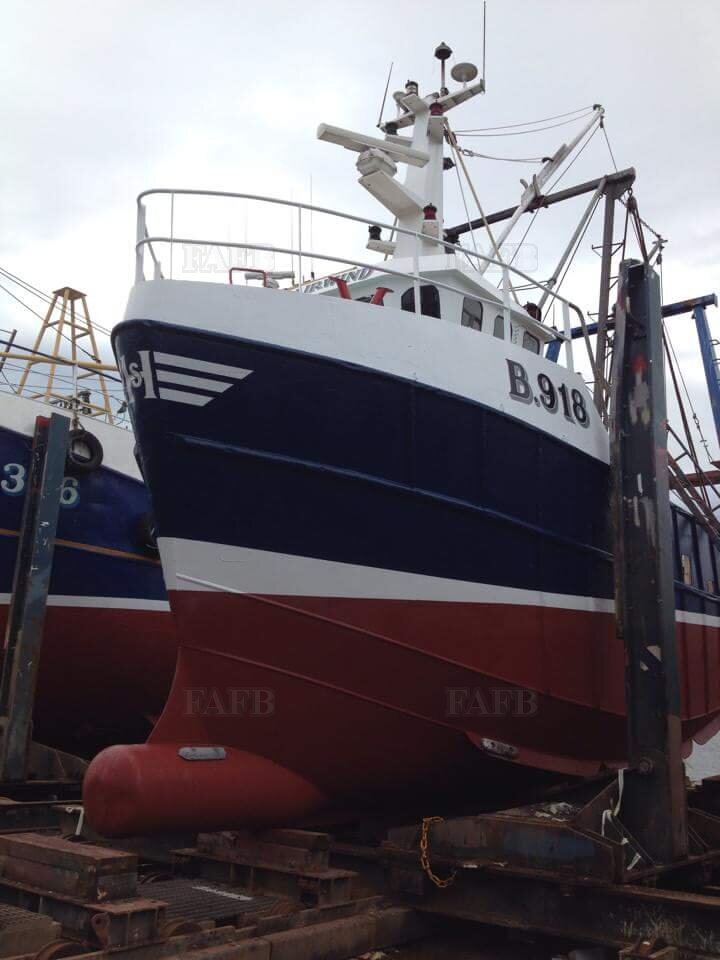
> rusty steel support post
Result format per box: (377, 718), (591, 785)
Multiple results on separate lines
(611, 260), (688, 863)
(0, 413), (69, 781)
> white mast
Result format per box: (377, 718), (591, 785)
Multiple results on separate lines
(318, 44), (602, 273)
(318, 43), (484, 260)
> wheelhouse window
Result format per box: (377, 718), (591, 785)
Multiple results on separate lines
(461, 297), (483, 331)
(675, 511), (700, 588)
(401, 285), (441, 319)
(522, 331), (540, 354)
(493, 315), (504, 339)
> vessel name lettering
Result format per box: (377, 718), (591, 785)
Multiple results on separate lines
(303, 266), (372, 295)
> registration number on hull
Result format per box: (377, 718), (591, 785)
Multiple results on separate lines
(507, 360), (589, 428)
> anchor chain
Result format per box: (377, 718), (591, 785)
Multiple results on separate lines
(419, 816), (457, 888)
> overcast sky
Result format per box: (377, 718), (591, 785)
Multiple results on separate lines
(1, 0), (719, 452)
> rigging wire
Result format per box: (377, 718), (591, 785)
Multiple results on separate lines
(660, 258), (713, 463)
(501, 124), (601, 281)
(455, 147), (546, 163)
(0, 284), (122, 388)
(0, 281), (103, 363)
(456, 106), (594, 134)
(601, 122), (618, 173)
(455, 105), (593, 133)
(0, 277), (111, 362)
(548, 123), (601, 194)
(0, 266), (114, 337)
(450, 156), (482, 270)
(455, 111), (596, 138)
(446, 124), (508, 275)
(0, 265), (53, 303)
(549, 194), (602, 297)
(599, 122), (665, 245)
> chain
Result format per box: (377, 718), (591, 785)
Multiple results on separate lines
(419, 816), (456, 888)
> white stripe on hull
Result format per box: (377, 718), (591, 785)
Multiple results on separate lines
(674, 609), (720, 629)
(0, 393), (141, 480)
(158, 537), (720, 628)
(158, 536), (616, 614)
(0, 594), (170, 612)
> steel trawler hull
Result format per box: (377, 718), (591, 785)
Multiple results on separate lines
(0, 392), (176, 756)
(84, 277), (720, 836)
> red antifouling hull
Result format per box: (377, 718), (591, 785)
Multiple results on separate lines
(83, 744), (327, 836)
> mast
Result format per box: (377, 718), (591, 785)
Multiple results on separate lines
(318, 43), (608, 281)
(15, 286), (114, 424)
(318, 43), (484, 261)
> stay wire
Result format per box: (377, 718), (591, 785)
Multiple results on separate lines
(456, 104), (594, 133)
(0, 285), (122, 384)
(601, 121), (618, 173)
(0, 266), (114, 337)
(456, 147), (546, 163)
(456, 111), (596, 137)
(0, 280), (109, 363)
(660, 259), (712, 462)
(499, 123), (601, 281)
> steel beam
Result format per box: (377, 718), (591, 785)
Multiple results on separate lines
(0, 414), (69, 781)
(395, 867), (720, 955)
(444, 167), (635, 238)
(693, 302), (720, 452)
(546, 292), (718, 361)
(610, 260), (688, 863)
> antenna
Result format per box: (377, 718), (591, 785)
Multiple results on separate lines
(376, 61), (394, 129)
(482, 1), (487, 88)
(434, 42), (452, 94)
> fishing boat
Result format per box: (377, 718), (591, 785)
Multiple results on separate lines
(0, 283), (175, 756)
(85, 44), (720, 835)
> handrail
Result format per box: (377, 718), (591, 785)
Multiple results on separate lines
(134, 189), (612, 408)
(138, 233), (578, 345)
(135, 188), (586, 326)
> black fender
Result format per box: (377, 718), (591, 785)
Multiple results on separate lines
(66, 428), (103, 473)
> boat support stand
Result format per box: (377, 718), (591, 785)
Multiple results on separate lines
(0, 413), (86, 791)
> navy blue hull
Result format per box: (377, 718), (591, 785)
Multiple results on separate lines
(108, 314), (720, 804)
(0, 422), (175, 756)
(115, 319), (614, 601)
(0, 424), (166, 599)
